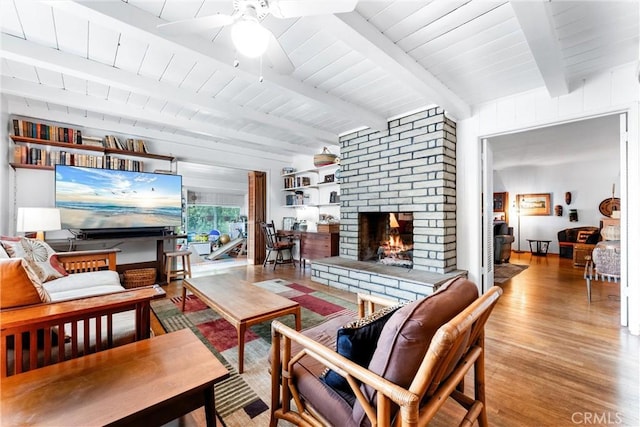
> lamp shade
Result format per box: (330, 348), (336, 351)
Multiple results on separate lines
(231, 18), (269, 58)
(17, 207), (61, 240)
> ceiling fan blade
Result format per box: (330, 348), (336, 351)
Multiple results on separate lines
(157, 14), (235, 35)
(269, 0), (358, 19)
(265, 32), (294, 74)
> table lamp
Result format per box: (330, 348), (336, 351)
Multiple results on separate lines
(16, 207), (62, 240)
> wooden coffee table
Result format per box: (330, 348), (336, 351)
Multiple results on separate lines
(1, 329), (229, 426)
(182, 274), (301, 373)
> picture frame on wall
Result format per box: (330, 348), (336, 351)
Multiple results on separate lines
(518, 193), (551, 216)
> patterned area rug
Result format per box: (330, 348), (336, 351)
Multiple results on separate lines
(150, 279), (356, 426)
(494, 263), (529, 284)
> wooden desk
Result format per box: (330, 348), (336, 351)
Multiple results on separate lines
(1, 329), (229, 427)
(183, 274), (301, 373)
(277, 230), (339, 266)
(47, 234), (187, 284)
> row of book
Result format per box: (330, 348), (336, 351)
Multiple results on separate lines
(12, 119), (151, 154)
(13, 119), (82, 144)
(104, 135), (149, 153)
(284, 176), (311, 189)
(13, 146), (144, 171)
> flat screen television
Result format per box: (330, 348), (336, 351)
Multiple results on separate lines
(55, 165), (182, 232)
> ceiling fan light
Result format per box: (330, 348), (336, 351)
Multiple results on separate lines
(231, 19), (269, 58)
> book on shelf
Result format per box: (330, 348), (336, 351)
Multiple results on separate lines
(124, 138), (149, 153)
(12, 119), (82, 144)
(12, 145), (143, 171)
(105, 135), (125, 150)
(81, 136), (105, 147)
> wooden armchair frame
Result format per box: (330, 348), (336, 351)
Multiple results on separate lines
(270, 287), (503, 427)
(0, 286), (165, 377)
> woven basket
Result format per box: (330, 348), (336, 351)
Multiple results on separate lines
(313, 147), (338, 167)
(123, 268), (156, 288)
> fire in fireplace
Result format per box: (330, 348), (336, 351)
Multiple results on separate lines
(358, 212), (414, 268)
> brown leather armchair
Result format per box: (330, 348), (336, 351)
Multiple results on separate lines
(270, 277), (503, 427)
(494, 221), (514, 264)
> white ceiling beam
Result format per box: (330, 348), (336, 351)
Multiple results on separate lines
(319, 12), (471, 120)
(511, 1), (569, 97)
(1, 76), (315, 155)
(5, 97), (292, 165)
(5, 95), (291, 164)
(51, 0), (387, 131)
(0, 34), (336, 147)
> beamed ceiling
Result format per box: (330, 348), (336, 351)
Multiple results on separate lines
(1, 0), (638, 167)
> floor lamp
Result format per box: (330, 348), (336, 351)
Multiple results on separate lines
(513, 195), (525, 253)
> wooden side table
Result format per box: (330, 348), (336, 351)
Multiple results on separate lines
(527, 239), (551, 256)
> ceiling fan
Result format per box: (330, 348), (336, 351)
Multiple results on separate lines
(157, 0), (358, 74)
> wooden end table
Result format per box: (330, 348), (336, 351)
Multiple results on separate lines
(1, 329), (229, 426)
(182, 274), (301, 373)
(527, 239), (551, 256)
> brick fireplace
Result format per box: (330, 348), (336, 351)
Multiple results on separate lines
(311, 107), (464, 300)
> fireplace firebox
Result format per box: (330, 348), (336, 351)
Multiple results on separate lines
(358, 212), (414, 268)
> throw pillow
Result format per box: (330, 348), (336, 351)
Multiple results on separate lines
(22, 256), (66, 283)
(321, 301), (405, 394)
(0, 244), (9, 259)
(1, 236), (24, 258)
(17, 237), (54, 262)
(20, 259), (52, 303)
(0, 258), (43, 309)
(49, 254), (69, 277)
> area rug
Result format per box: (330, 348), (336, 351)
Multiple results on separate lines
(150, 279), (356, 426)
(494, 263), (529, 284)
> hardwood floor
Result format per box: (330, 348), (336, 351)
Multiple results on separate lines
(156, 253), (639, 427)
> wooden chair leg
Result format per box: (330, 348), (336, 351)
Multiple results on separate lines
(263, 249), (271, 267)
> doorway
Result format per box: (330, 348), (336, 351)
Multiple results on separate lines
(481, 113), (627, 325)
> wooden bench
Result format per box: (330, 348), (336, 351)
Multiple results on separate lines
(1, 329), (229, 426)
(0, 286), (165, 377)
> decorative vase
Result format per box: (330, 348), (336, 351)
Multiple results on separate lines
(601, 225), (620, 241)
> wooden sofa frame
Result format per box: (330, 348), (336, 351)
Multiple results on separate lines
(0, 248), (164, 377)
(55, 248), (119, 273)
(270, 287), (503, 427)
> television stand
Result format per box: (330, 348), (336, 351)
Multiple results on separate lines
(78, 228), (166, 240)
(47, 234), (187, 285)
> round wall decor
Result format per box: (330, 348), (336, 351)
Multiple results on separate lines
(598, 197), (620, 217)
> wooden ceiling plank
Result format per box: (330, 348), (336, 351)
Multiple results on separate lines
(511, 1), (569, 97)
(325, 12), (470, 120)
(55, 0), (386, 131)
(0, 33), (335, 146)
(1, 75), (315, 156)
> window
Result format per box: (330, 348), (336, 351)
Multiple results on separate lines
(187, 205), (242, 236)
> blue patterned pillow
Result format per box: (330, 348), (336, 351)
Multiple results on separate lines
(321, 302), (405, 394)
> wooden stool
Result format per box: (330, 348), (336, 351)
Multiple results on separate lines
(164, 250), (192, 284)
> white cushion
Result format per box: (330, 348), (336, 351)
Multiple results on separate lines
(63, 311), (138, 351)
(48, 285), (126, 302)
(43, 270), (122, 297)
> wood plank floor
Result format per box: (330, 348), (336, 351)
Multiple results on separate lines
(156, 252), (639, 427)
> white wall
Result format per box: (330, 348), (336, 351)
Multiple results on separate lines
(457, 62), (639, 334)
(494, 156), (620, 254)
(1, 103), (293, 265)
(0, 96), (8, 234)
